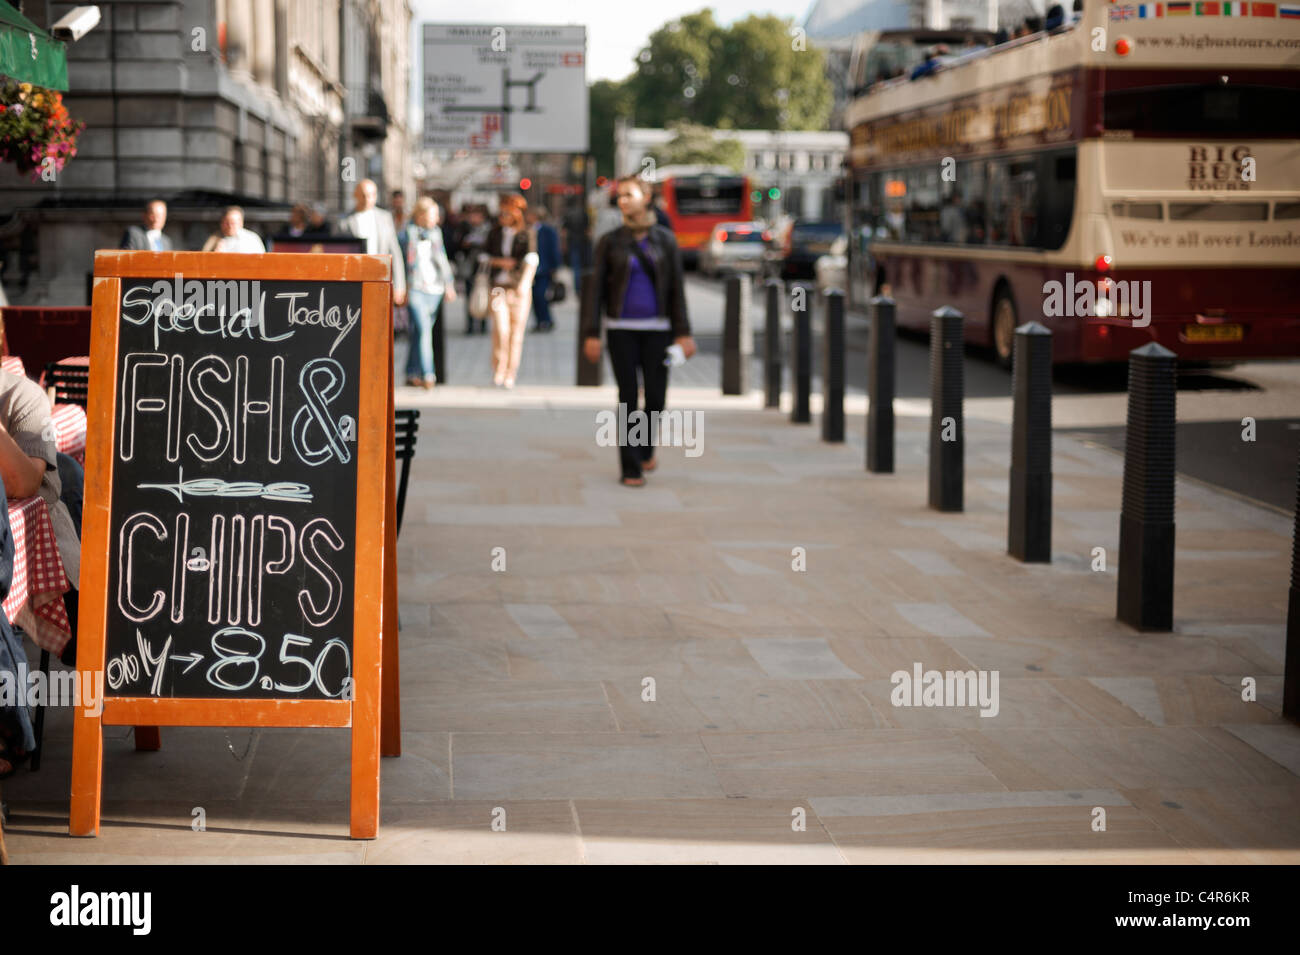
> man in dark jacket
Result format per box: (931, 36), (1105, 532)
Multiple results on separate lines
(528, 207), (562, 331)
(119, 199), (174, 251)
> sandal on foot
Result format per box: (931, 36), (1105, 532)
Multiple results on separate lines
(620, 475), (645, 487)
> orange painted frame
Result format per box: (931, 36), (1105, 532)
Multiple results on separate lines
(70, 251), (395, 840)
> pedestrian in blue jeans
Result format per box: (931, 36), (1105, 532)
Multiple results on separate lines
(528, 206), (562, 331)
(403, 197), (457, 389)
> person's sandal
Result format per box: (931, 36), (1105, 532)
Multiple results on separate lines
(620, 476), (645, 487)
(642, 457), (657, 472)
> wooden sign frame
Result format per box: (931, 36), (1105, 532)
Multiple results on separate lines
(70, 251), (400, 840)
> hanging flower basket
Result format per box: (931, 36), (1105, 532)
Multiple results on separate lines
(0, 79), (84, 180)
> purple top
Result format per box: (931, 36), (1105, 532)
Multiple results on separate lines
(620, 239), (660, 318)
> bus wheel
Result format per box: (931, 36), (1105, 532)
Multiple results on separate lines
(992, 290), (1017, 371)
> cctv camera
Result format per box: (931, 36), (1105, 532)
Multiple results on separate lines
(51, 5), (101, 43)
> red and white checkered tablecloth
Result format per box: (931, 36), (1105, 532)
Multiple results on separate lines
(51, 403), (87, 465)
(3, 495), (72, 655)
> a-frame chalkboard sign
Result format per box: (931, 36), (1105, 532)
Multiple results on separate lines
(70, 251), (401, 839)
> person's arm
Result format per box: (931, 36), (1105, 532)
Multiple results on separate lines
(581, 233), (608, 361)
(0, 419), (49, 500)
(664, 231), (695, 357)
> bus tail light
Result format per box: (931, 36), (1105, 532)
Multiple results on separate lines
(715, 229), (727, 243)
(762, 230), (772, 242)
(1115, 37), (1132, 57)
(1095, 254), (1112, 272)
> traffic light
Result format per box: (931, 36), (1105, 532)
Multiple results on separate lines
(768, 187), (781, 200)
(750, 190), (762, 203)
(519, 177), (532, 191)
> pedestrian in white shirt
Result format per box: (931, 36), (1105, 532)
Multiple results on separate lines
(201, 206), (266, 253)
(339, 179), (407, 306)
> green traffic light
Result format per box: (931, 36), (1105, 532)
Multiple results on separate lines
(750, 190), (762, 203)
(768, 187), (781, 200)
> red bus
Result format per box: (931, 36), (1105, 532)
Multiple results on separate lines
(845, 10), (1300, 366)
(656, 166), (753, 267)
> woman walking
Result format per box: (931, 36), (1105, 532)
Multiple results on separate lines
(485, 195), (538, 388)
(581, 176), (696, 486)
(403, 197), (457, 389)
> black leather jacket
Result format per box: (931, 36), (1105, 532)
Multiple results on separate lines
(580, 224), (691, 339)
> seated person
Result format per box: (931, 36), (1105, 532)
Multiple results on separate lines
(0, 370), (80, 665)
(0, 471), (33, 780)
(1045, 4), (1066, 30)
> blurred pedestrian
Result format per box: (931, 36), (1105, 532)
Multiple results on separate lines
(339, 179), (406, 306)
(581, 176), (696, 486)
(652, 186), (673, 231)
(308, 202), (330, 232)
(286, 202), (311, 237)
(120, 198), (173, 251)
(455, 206), (490, 335)
(201, 206), (266, 252)
(485, 194), (537, 388)
(562, 198), (592, 300)
(528, 206), (561, 332)
(403, 197), (456, 390)
(391, 190), (408, 232)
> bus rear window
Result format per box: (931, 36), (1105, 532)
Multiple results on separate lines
(1169, 202), (1268, 221)
(673, 181), (746, 216)
(1104, 84), (1300, 137)
(1274, 202), (1300, 220)
(1111, 202), (1163, 220)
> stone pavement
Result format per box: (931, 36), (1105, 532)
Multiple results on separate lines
(6, 350), (1298, 863)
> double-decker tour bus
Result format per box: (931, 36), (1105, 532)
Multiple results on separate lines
(844, 7), (1300, 366)
(655, 165), (753, 267)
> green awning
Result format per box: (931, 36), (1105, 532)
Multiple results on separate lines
(0, 0), (68, 91)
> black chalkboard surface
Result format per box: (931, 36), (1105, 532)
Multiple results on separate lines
(103, 278), (365, 700)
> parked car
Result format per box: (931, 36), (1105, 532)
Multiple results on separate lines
(698, 221), (770, 277)
(779, 220), (846, 281)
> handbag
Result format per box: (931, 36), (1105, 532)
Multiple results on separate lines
(468, 259), (491, 319)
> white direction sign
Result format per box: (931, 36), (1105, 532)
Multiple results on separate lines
(423, 24), (589, 153)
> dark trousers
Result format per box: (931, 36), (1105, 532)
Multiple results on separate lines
(532, 272), (553, 329)
(606, 329), (672, 479)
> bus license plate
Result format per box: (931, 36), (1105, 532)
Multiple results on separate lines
(1183, 324), (1243, 342)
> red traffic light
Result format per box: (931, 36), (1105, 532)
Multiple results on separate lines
(519, 178), (532, 190)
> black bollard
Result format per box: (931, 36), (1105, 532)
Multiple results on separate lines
(821, 288), (845, 443)
(576, 268), (602, 387)
(866, 295), (896, 473)
(721, 273), (751, 395)
(1116, 342), (1177, 631)
(764, 278), (783, 408)
(1285, 447), (1300, 722)
(928, 306), (964, 512)
(1008, 322), (1053, 562)
(789, 283), (812, 424)
(432, 297), (448, 384)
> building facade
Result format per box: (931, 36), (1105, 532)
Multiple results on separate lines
(0, 0), (412, 306)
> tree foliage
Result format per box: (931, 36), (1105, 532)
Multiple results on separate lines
(646, 122), (745, 172)
(588, 8), (831, 175)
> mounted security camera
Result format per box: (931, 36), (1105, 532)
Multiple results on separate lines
(51, 5), (101, 43)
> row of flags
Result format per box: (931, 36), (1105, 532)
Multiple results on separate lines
(1109, 1), (1300, 14)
